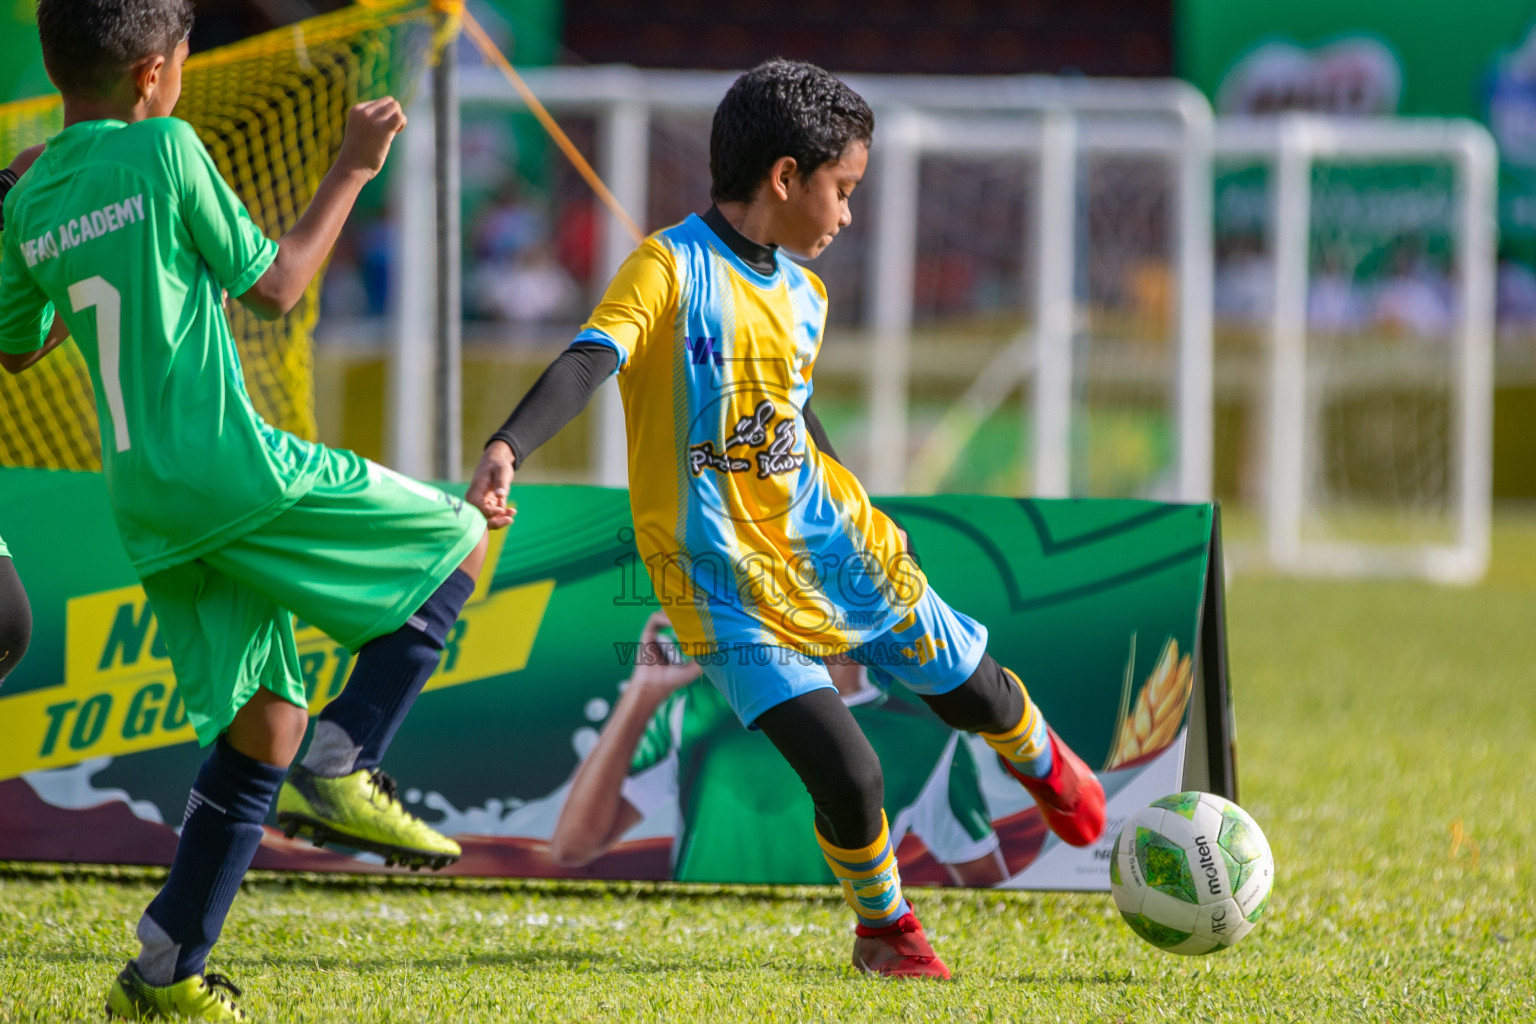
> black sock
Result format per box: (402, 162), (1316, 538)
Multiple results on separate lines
(304, 570), (476, 776)
(138, 738), (285, 983)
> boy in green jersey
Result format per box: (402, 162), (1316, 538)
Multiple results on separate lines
(0, 1), (490, 1018)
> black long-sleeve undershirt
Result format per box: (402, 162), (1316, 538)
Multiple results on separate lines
(486, 342), (841, 468)
(488, 341), (617, 468)
(487, 205), (841, 467)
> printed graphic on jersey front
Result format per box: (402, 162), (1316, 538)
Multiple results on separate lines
(688, 396), (805, 484)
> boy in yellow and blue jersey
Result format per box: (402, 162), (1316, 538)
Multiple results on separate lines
(1, 1), (490, 1017)
(469, 59), (1106, 979)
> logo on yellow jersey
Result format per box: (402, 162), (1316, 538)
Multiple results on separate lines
(686, 336), (724, 366)
(689, 397), (805, 483)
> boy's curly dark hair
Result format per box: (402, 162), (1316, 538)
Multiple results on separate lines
(36, 0), (194, 96)
(710, 59), (874, 204)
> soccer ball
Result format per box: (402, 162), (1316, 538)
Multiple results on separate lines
(1110, 791), (1274, 955)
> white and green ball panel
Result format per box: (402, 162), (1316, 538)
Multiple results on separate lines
(1204, 793), (1274, 923)
(1148, 791), (1202, 820)
(1235, 862), (1274, 922)
(1120, 894), (1256, 955)
(1120, 804), (1238, 908)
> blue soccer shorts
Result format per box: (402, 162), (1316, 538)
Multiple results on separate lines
(698, 584), (989, 727)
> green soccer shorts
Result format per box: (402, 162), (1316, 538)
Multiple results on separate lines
(141, 447), (487, 746)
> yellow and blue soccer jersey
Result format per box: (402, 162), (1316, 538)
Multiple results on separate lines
(580, 214), (923, 661)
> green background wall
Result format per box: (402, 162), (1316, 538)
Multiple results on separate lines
(1177, 0), (1536, 117)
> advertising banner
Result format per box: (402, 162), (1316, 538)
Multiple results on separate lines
(0, 470), (1232, 891)
(1181, 0), (1536, 339)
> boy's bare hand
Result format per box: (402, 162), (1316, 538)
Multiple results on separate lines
(467, 440), (517, 529)
(337, 98), (407, 179)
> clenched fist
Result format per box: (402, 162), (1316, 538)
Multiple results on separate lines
(336, 98), (407, 179)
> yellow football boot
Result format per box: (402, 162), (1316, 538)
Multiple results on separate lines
(276, 765), (461, 870)
(105, 962), (246, 1021)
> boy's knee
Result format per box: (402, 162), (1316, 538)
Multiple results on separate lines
(814, 753), (884, 842)
(265, 702), (309, 768)
(0, 619), (30, 681)
(225, 691), (309, 768)
(852, 752), (884, 808)
(921, 654), (1023, 735)
(0, 559), (31, 682)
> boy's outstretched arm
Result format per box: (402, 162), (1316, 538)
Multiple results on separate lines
(237, 98), (405, 320)
(0, 142), (45, 229)
(470, 363), (835, 523)
(469, 235), (674, 525)
(468, 341), (618, 527)
(0, 143), (57, 374)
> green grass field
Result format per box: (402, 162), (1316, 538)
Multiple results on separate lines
(4, 518), (1535, 1023)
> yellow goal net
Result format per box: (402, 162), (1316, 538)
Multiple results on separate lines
(0, 0), (444, 470)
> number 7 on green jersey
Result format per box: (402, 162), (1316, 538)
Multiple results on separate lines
(69, 275), (129, 453)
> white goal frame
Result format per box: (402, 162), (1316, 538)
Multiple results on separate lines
(1215, 116), (1497, 583)
(871, 105), (1213, 501)
(391, 65), (1216, 503)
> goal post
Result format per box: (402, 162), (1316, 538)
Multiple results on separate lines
(1214, 115), (1497, 583)
(863, 103), (1214, 502)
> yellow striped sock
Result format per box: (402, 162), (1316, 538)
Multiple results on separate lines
(980, 668), (1053, 776)
(815, 812), (910, 928)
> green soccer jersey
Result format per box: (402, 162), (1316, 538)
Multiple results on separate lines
(0, 117), (321, 575)
(622, 679), (997, 885)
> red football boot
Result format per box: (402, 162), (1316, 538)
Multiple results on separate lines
(852, 910), (952, 980)
(999, 726), (1106, 847)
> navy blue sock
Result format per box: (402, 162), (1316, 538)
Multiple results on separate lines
(304, 570), (476, 776)
(138, 737), (285, 983)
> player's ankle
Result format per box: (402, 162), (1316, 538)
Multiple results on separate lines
(299, 721), (361, 778)
(854, 909), (920, 937)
